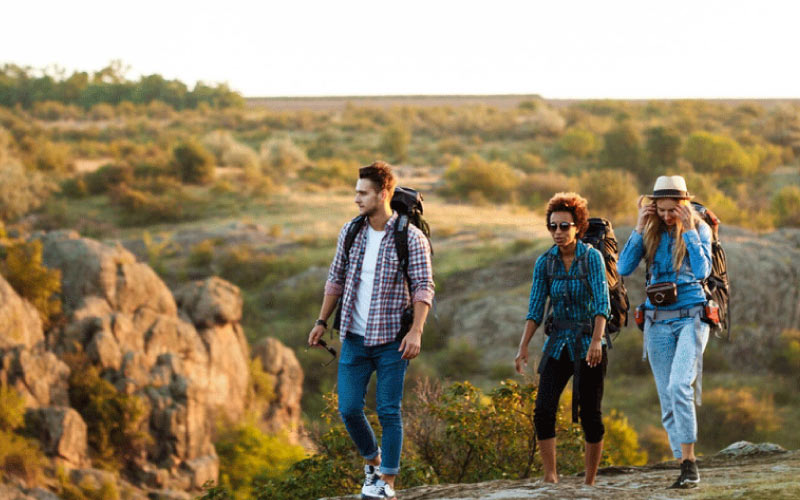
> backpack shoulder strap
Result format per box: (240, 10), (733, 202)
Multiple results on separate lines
(575, 246), (593, 297)
(394, 214), (412, 291)
(343, 215), (367, 270)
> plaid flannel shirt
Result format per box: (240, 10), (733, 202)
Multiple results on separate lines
(325, 212), (435, 346)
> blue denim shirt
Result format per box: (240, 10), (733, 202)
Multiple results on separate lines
(618, 223), (713, 310)
(527, 241), (611, 362)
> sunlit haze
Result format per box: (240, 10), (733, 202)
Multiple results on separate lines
(4, 0), (799, 98)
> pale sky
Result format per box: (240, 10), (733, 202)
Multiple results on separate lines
(4, 0), (799, 98)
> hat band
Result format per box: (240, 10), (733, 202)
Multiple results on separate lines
(653, 189), (688, 198)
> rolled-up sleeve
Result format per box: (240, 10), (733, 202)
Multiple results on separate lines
(683, 222), (713, 280)
(587, 248), (611, 319)
(618, 230), (645, 276)
(526, 256), (548, 323)
(407, 230), (435, 305)
(324, 222), (350, 296)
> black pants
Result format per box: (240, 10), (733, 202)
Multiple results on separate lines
(534, 346), (607, 443)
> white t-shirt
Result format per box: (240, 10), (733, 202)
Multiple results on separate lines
(349, 225), (385, 336)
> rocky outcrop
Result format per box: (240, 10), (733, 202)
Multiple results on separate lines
(25, 407), (89, 468)
(251, 337), (303, 434)
(0, 232), (286, 493)
(0, 275), (44, 350)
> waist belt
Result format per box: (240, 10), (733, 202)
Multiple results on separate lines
(644, 305), (704, 322)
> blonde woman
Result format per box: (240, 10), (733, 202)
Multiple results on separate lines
(618, 175), (712, 489)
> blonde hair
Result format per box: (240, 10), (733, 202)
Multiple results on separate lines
(642, 198), (704, 273)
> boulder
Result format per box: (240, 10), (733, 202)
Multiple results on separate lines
(0, 275), (44, 350)
(38, 231), (176, 316)
(199, 323), (249, 421)
(719, 441), (787, 457)
(0, 348), (70, 407)
(182, 455), (220, 489)
(251, 337), (303, 432)
(26, 406), (89, 467)
(174, 277), (243, 328)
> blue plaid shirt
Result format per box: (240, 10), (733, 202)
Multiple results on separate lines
(526, 241), (610, 362)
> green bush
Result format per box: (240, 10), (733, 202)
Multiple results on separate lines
(440, 155), (520, 204)
(771, 185), (800, 227)
(559, 128), (599, 158)
(683, 132), (755, 176)
(0, 158), (58, 222)
(579, 168), (638, 218)
(110, 182), (196, 226)
(84, 163), (134, 195)
(172, 140), (215, 184)
(214, 421), (306, 499)
(380, 123), (411, 163)
(769, 329), (800, 376)
(298, 158), (357, 189)
(517, 171), (577, 209)
(56, 466), (120, 500)
(259, 135), (308, 179)
(603, 410), (647, 466)
(645, 126), (681, 168)
(65, 352), (151, 470)
(697, 386), (781, 452)
(601, 123), (643, 176)
(0, 384), (46, 484)
(1, 239), (62, 328)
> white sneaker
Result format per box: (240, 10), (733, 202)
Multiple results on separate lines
(361, 478), (397, 499)
(360, 465), (379, 497)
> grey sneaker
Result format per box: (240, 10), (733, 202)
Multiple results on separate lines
(362, 478), (397, 499)
(668, 459), (700, 489)
(360, 465), (379, 497)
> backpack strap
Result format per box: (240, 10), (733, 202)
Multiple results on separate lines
(394, 214), (413, 293)
(342, 215), (367, 271)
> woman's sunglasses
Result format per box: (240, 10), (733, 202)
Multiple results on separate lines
(547, 221), (576, 232)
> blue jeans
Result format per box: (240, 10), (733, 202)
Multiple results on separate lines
(337, 333), (409, 475)
(645, 315), (709, 459)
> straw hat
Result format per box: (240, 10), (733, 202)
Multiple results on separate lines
(651, 175), (692, 199)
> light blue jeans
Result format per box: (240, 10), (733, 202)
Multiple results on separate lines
(645, 315), (709, 459)
(337, 333), (409, 475)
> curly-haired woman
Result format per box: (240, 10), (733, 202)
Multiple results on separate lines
(515, 192), (610, 485)
(618, 175), (712, 489)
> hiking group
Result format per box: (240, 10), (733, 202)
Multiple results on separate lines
(307, 162), (729, 499)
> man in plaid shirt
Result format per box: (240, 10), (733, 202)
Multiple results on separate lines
(308, 161), (434, 500)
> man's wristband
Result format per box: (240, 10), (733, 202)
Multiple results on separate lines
(315, 319), (328, 329)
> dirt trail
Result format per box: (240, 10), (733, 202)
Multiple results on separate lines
(327, 448), (800, 499)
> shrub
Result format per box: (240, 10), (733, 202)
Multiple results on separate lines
(0, 159), (57, 222)
(88, 103), (116, 121)
(769, 329), (800, 376)
(31, 101), (81, 121)
(601, 123), (643, 178)
(66, 352), (151, 470)
(645, 126), (681, 168)
(298, 158), (357, 190)
(527, 107), (566, 137)
(697, 386), (781, 452)
(771, 185), (800, 227)
(110, 182), (197, 226)
(433, 341), (484, 379)
(380, 122), (411, 163)
(559, 128), (599, 158)
(0, 240), (62, 328)
(56, 466), (120, 500)
(578, 169), (638, 218)
(440, 155), (520, 204)
(518, 171), (577, 209)
(0, 384), (46, 484)
(683, 132), (755, 176)
(84, 163), (134, 195)
(172, 140), (215, 184)
(203, 130), (258, 170)
(603, 410), (647, 466)
(214, 421), (306, 499)
(259, 135), (308, 179)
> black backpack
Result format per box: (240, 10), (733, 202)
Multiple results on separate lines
(692, 201), (731, 341)
(543, 217), (629, 342)
(332, 187), (431, 333)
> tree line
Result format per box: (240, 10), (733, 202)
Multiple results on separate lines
(0, 61), (244, 110)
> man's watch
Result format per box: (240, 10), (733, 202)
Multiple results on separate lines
(315, 319), (328, 329)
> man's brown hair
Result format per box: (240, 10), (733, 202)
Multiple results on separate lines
(359, 161), (397, 197)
